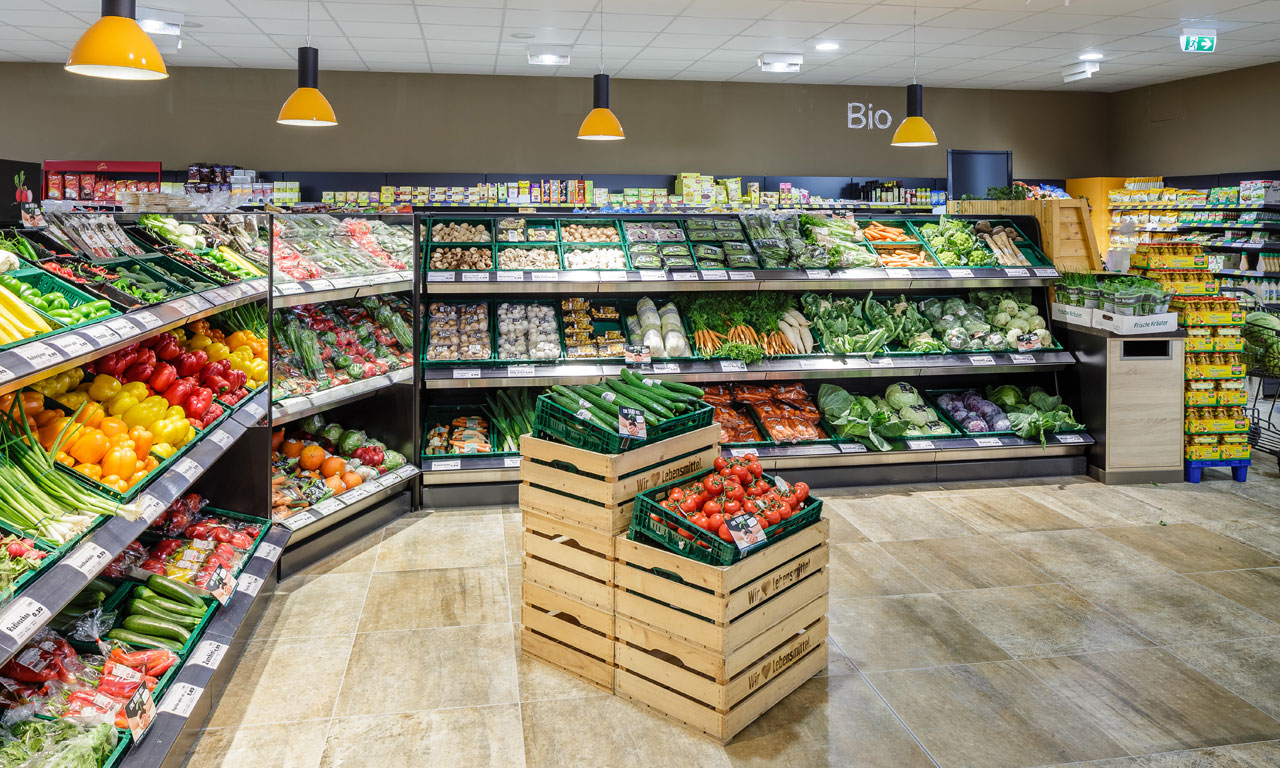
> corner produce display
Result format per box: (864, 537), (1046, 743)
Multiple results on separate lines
(272, 415), (406, 520)
(272, 296), (413, 399)
(273, 214), (409, 281)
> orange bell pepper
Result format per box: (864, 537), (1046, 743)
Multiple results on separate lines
(20, 392), (43, 417)
(54, 451), (75, 467)
(73, 463), (103, 480)
(127, 470), (150, 488)
(143, 456), (159, 472)
(100, 475), (129, 492)
(99, 417), (128, 438)
(34, 409), (64, 428)
(69, 429), (109, 465)
(225, 330), (250, 351)
(75, 402), (105, 429)
(128, 427), (153, 458)
(101, 445), (136, 479)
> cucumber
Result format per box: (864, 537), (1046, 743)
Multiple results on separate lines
(573, 387), (620, 416)
(147, 574), (205, 609)
(123, 614), (191, 643)
(620, 368), (700, 404)
(608, 381), (674, 420)
(106, 629), (182, 652)
(129, 599), (201, 628)
(68, 590), (107, 608)
(87, 578), (117, 595)
(549, 393), (611, 430)
(655, 379), (705, 398)
(584, 385), (659, 422)
(135, 588), (206, 618)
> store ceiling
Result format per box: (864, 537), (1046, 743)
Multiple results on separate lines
(4, 0), (1279, 92)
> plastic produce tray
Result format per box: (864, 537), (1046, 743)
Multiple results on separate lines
(533, 394), (713, 454)
(3, 268), (121, 333)
(421, 404), (516, 460)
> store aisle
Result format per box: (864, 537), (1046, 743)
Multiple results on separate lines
(185, 470), (1280, 768)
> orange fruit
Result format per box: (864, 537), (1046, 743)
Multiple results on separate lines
(282, 440), (303, 458)
(342, 472), (363, 489)
(320, 456), (346, 478)
(324, 475), (345, 492)
(299, 445), (325, 471)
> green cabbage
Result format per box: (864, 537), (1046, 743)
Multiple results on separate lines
(885, 382), (920, 410)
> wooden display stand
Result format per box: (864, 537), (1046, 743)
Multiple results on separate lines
(612, 520), (830, 743)
(518, 425), (720, 691)
(948, 199), (1102, 272)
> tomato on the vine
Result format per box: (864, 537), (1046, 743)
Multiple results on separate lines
(748, 461), (763, 478)
(743, 499), (759, 515)
(731, 465), (751, 484)
(725, 484), (745, 502)
(702, 474), (725, 495)
(723, 499), (742, 516)
(706, 512), (724, 530)
(679, 498), (699, 516)
(793, 481), (809, 503)
(668, 487), (685, 502)
(713, 456), (727, 472)
(703, 499), (722, 516)
(718, 524), (733, 543)
(690, 512), (709, 530)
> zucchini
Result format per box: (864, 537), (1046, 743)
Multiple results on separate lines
(129, 599), (201, 628)
(608, 381), (674, 420)
(135, 588), (206, 618)
(68, 590), (107, 608)
(87, 578), (117, 595)
(106, 629), (182, 652)
(122, 614), (191, 643)
(147, 574), (206, 609)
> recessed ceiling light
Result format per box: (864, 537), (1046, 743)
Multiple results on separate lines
(511, 32), (535, 40)
(1078, 52), (1104, 61)
(815, 42), (839, 51)
(1063, 61), (1100, 82)
(527, 45), (570, 66)
(758, 52), (802, 73)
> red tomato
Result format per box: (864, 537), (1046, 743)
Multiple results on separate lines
(702, 474), (725, 495)
(690, 513), (709, 530)
(749, 461), (763, 478)
(713, 456), (727, 471)
(723, 499), (742, 516)
(765, 507), (782, 526)
(649, 513), (662, 524)
(677, 528), (693, 541)
(731, 465), (751, 484)
(669, 487), (686, 502)
(743, 499), (759, 515)
(742, 453), (757, 463)
(793, 481), (809, 502)
(718, 524), (733, 543)
(661, 499), (681, 513)
(719, 467), (733, 476)
(703, 499), (721, 516)
(725, 485), (745, 502)
(779, 504), (794, 520)
(706, 513), (724, 530)
(679, 498), (699, 516)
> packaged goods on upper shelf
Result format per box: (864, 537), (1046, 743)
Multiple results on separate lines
(431, 221), (491, 243)
(426, 302), (490, 361)
(44, 212), (145, 260)
(495, 218), (556, 243)
(272, 295), (413, 398)
(561, 222), (620, 243)
(624, 297), (691, 358)
(429, 246), (492, 270)
(496, 247), (558, 270)
(496, 301), (559, 360)
(272, 416), (407, 520)
(623, 220), (684, 242)
(274, 214), (411, 281)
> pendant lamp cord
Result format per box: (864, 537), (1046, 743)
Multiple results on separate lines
(911, 0), (918, 86)
(598, 0), (604, 75)
(305, 0), (312, 47)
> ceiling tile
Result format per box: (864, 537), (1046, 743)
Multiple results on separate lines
(575, 30), (660, 47)
(504, 0), (596, 10)
(1226, 21), (1280, 39)
(603, 0), (690, 13)
(997, 14), (1111, 32)
(499, 26), (580, 44)
(348, 36), (425, 52)
(718, 35), (809, 50)
(820, 23), (910, 41)
(765, 2), (864, 23)
(1128, 0), (1260, 18)
(1218, 1), (1280, 22)
(739, 20), (836, 38)
(269, 35), (354, 52)
(848, 5), (952, 25)
(426, 39), (500, 54)
(662, 17), (754, 35)
(501, 9), (591, 29)
(324, 3), (419, 23)
(930, 8), (1034, 28)
(888, 26), (986, 44)
(416, 6), (502, 25)
(421, 24), (498, 41)
(683, 0), (785, 20)
(341, 20), (423, 38)
(1070, 16), (1173, 35)
(601, 14), (675, 32)
(649, 33), (733, 49)
(1104, 35), (1178, 51)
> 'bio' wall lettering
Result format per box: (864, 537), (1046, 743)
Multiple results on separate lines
(847, 102), (893, 130)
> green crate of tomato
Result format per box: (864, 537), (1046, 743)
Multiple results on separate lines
(630, 463), (822, 566)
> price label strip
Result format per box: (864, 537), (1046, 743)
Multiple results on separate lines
(452, 369), (481, 379)
(728, 271), (755, 281)
(503, 456), (522, 468)
(47, 334), (93, 358)
(275, 282), (305, 295)
(947, 268), (974, 278)
(208, 428), (234, 449)
(671, 271), (698, 281)
(884, 268), (911, 279)
(64, 541), (111, 577)
(15, 342), (61, 368)
(974, 437), (1004, 448)
(173, 456), (202, 483)
(531, 271), (560, 282)
(461, 272), (489, 283)
(719, 360), (746, 372)
(906, 440), (935, 450)
(507, 365), (536, 377)
(252, 542), (283, 564)
(130, 311), (162, 330)
(1057, 433), (1086, 444)
(0, 597), (49, 648)
(426, 272), (455, 282)
(496, 271), (524, 282)
(700, 270), (727, 280)
(430, 459), (462, 471)
(838, 443), (868, 454)
(82, 324), (120, 346)
(105, 317), (138, 338)
(968, 355), (996, 366)
(285, 511), (316, 530)
(1010, 354), (1036, 364)
(137, 495), (167, 524)
(188, 640), (228, 670)
(237, 573), (264, 598)
(157, 683), (203, 719)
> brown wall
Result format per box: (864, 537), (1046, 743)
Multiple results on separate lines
(0, 62), (1111, 180)
(1107, 61), (1280, 177)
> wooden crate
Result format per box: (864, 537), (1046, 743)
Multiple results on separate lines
(947, 198), (1102, 272)
(521, 581), (615, 692)
(519, 423), (720, 534)
(612, 520), (830, 743)
(523, 508), (616, 610)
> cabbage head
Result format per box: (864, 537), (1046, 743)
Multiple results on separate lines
(885, 382), (920, 410)
(987, 384), (1023, 409)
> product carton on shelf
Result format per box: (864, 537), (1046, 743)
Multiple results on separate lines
(1051, 303), (1178, 335)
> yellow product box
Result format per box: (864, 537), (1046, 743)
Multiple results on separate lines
(713, 185), (728, 205)
(1221, 443), (1251, 459)
(321, 190), (335, 204)
(608, 193), (624, 206)
(1221, 433), (1250, 444)
(1187, 417), (1249, 434)
(1217, 388), (1248, 405)
(356, 191), (370, 204)
(748, 182), (760, 206)
(1201, 363), (1246, 378)
(1185, 336), (1214, 352)
(761, 191), (778, 207)
(1185, 389), (1217, 406)
(1187, 379), (1215, 391)
(1185, 443), (1222, 461)
(1146, 253), (1208, 269)
(721, 177), (742, 203)
(1214, 336), (1245, 351)
(1183, 309), (1245, 326)
(381, 186), (394, 201)
(1218, 378), (1247, 390)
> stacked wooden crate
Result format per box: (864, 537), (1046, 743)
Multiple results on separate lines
(518, 424), (720, 691)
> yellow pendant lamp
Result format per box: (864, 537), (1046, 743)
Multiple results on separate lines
(65, 0), (168, 80)
(577, 0), (623, 140)
(891, 84), (938, 147)
(278, 46), (337, 126)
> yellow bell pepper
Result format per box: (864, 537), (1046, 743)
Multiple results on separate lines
(227, 357), (251, 375)
(170, 328), (186, 342)
(87, 374), (121, 402)
(106, 393), (139, 417)
(246, 359), (268, 383)
(186, 334), (210, 350)
(121, 381), (149, 399)
(68, 367), (84, 386)
(150, 418), (187, 446)
(165, 405), (186, 421)
(204, 343), (230, 363)
(55, 391), (89, 410)
(29, 377), (56, 396)
(151, 442), (176, 459)
(172, 424), (195, 449)
(121, 399), (165, 430)
(231, 345), (253, 361)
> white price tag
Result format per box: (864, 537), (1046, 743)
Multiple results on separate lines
(1034, 268), (1059, 277)
(1004, 268), (1029, 277)
(130, 311), (162, 330)
(496, 271), (524, 282)
(157, 683), (202, 718)
(82, 325), (120, 345)
(974, 437), (1003, 448)
(285, 511), (316, 529)
(452, 368), (481, 379)
(805, 269), (831, 278)
(47, 334), (92, 358)
(329, 276), (363, 289)
(968, 355), (996, 366)
(884, 268), (911, 279)
(799, 359), (825, 369)
(729, 448), (756, 457)
(396, 465), (419, 480)
(598, 271), (626, 281)
(671, 271), (698, 281)
(173, 456), (201, 482)
(14, 342), (61, 368)
(237, 573), (264, 597)
(1056, 433), (1085, 444)
(203, 288), (231, 304)
(105, 317), (136, 337)
(638, 270), (666, 281)
(396, 270), (413, 282)
(137, 495), (166, 524)
(274, 282), (305, 295)
(1010, 354), (1036, 364)
(188, 640), (228, 670)
(431, 459), (462, 471)
(719, 360), (747, 372)
(839, 443), (868, 454)
(650, 363), (680, 374)
(869, 358), (894, 368)
(503, 456), (522, 468)
(64, 542), (111, 577)
(0, 597), (49, 647)
(906, 440), (935, 450)
(252, 542), (282, 563)
(311, 498), (341, 517)
(700, 270), (727, 280)
(531, 271), (560, 282)
(728, 271), (755, 281)
(426, 272), (455, 282)
(209, 429), (234, 449)
(0, 365), (12, 384)
(507, 365), (536, 377)
(243, 401), (266, 420)
(947, 268), (974, 278)
(461, 272), (489, 282)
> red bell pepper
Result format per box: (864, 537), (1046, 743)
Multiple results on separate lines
(226, 368), (247, 391)
(198, 403), (224, 428)
(153, 333), (181, 361)
(200, 359), (231, 385)
(97, 352), (126, 377)
(175, 350), (207, 378)
(183, 388), (213, 418)
(122, 360), (155, 384)
(162, 377), (195, 408)
(135, 348), (157, 369)
(148, 362), (177, 393)
(204, 374), (230, 395)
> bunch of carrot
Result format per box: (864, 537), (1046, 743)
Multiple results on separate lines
(879, 249), (933, 267)
(762, 331), (796, 355)
(862, 222), (913, 243)
(693, 329), (728, 355)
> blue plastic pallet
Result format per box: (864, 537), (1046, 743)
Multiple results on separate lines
(1185, 458), (1251, 483)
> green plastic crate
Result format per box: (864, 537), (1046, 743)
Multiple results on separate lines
(103, 581), (217, 660)
(558, 218), (623, 246)
(2, 268), (119, 331)
(421, 404), (516, 460)
(493, 243), (563, 271)
(426, 218), (495, 245)
(630, 471), (824, 566)
(131, 254), (222, 293)
(533, 393), (713, 454)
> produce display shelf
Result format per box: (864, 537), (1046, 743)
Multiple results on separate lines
(423, 265), (1060, 293)
(0, 387), (269, 667)
(276, 465), (420, 539)
(0, 278), (268, 396)
(271, 366), (414, 423)
(403, 203), (937, 212)
(271, 270), (413, 308)
(422, 351), (1077, 389)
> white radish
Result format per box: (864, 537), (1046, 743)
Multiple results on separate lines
(799, 323), (815, 352)
(777, 318), (803, 352)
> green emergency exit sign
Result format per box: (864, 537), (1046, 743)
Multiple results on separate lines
(1180, 32), (1216, 52)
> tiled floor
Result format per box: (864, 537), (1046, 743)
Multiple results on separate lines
(185, 466), (1280, 768)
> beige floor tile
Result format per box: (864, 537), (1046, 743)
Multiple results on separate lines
(375, 519), (506, 571)
(1138, 740), (1280, 767)
(334, 624), (518, 716)
(1023, 648), (1280, 755)
(503, 521), (522, 562)
(186, 721), (328, 768)
(522, 695), (734, 768)
(1168, 638), (1280, 720)
(829, 594), (1009, 672)
(1068, 576), (1278, 645)
(1043, 760), (1144, 768)
(867, 660), (1128, 767)
(996, 529), (1175, 582)
(1012, 483), (1166, 527)
(1111, 485), (1276, 523)
(724, 674), (934, 768)
(507, 564), (521, 623)
(298, 531), (382, 575)
(255, 573), (369, 639)
(208, 635), (354, 728)
(359, 567), (509, 632)
(1096, 524), (1279, 573)
(1202, 519), (1280, 559)
(320, 705), (525, 768)
(822, 640), (858, 677)
(411, 507), (511, 525)
(919, 488), (1081, 534)
(1186, 568), (1280, 624)
(879, 536), (1053, 592)
(942, 584), (1152, 659)
(824, 511), (871, 544)
(1206, 475), (1280, 511)
(831, 495), (978, 542)
(517, 651), (611, 703)
(828, 542), (928, 599)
